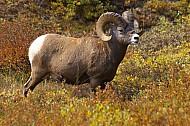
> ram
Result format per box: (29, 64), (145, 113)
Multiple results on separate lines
(23, 11), (141, 97)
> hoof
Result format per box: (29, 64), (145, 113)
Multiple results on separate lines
(23, 89), (28, 97)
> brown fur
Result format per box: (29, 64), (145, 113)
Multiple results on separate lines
(23, 12), (140, 97)
(24, 33), (130, 96)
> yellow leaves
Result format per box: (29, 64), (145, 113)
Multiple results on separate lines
(115, 40), (190, 91)
(0, 91), (6, 96)
(60, 103), (75, 117)
(1, 65), (190, 126)
(96, 102), (104, 111)
(86, 111), (91, 118)
(76, 2), (81, 6)
(145, 57), (154, 66)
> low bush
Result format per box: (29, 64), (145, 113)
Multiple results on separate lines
(0, 20), (32, 72)
(0, 1), (190, 125)
(139, 17), (190, 52)
(114, 40), (190, 88)
(0, 17), (63, 72)
(0, 39), (189, 124)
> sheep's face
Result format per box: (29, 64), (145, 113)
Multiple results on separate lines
(113, 25), (139, 45)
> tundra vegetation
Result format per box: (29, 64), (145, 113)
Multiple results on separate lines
(0, 0), (190, 125)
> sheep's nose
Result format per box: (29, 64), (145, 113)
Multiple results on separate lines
(134, 36), (139, 41)
(131, 34), (139, 44)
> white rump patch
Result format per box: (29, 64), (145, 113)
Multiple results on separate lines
(29, 34), (48, 65)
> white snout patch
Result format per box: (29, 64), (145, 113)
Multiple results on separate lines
(131, 33), (139, 44)
(29, 34), (48, 65)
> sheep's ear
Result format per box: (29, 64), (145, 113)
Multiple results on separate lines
(134, 20), (139, 30)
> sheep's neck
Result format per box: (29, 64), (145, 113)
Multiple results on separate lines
(107, 40), (128, 66)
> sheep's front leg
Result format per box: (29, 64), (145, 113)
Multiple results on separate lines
(90, 78), (104, 92)
(100, 83), (106, 90)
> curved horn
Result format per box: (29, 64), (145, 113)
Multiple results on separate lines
(96, 12), (127, 42)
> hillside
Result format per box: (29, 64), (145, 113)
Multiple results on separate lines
(0, 0), (190, 125)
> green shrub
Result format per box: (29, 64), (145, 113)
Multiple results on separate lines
(139, 17), (190, 52)
(135, 0), (190, 28)
(50, 0), (117, 21)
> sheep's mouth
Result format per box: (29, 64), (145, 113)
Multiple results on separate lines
(131, 39), (139, 44)
(131, 41), (138, 44)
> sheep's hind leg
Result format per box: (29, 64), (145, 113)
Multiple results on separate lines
(23, 70), (47, 97)
(23, 76), (32, 97)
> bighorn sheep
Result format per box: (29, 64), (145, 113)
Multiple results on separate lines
(23, 11), (141, 97)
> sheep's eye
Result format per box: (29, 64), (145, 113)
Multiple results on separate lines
(119, 29), (124, 32)
(117, 27), (124, 32)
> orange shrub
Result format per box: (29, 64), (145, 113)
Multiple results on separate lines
(0, 20), (53, 72)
